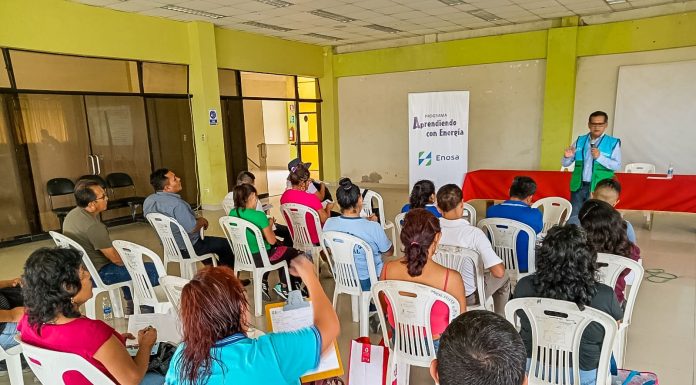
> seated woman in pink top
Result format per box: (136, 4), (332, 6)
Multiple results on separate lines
(280, 163), (334, 245)
(18, 247), (163, 385)
(380, 208), (466, 353)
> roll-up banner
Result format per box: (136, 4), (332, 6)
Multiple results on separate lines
(408, 91), (469, 190)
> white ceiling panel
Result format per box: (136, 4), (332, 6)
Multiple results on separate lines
(70, 0), (691, 47)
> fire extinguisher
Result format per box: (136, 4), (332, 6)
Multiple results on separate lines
(289, 126), (295, 142)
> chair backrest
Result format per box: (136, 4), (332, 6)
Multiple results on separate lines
(280, 203), (323, 250)
(219, 216), (268, 271)
(372, 280), (460, 367)
(159, 275), (189, 313)
(49, 231), (108, 289)
(624, 163), (656, 174)
(360, 189), (388, 228)
(596, 253), (644, 326)
(433, 245), (486, 308)
(462, 202), (476, 225)
(46, 178), (75, 197)
(145, 213), (196, 262)
(505, 298), (617, 385)
(394, 212), (407, 242)
(19, 338), (117, 385)
(221, 192), (235, 215)
(105, 172), (135, 189)
(321, 231), (378, 295)
(531, 197), (572, 234)
(112, 240), (167, 307)
(477, 218), (536, 277)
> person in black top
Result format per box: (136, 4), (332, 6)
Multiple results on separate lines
(513, 225), (623, 385)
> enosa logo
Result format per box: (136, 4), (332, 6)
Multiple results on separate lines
(418, 151), (432, 166)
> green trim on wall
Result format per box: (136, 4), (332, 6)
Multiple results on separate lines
(333, 30), (548, 77)
(577, 12), (696, 57)
(540, 27), (579, 170)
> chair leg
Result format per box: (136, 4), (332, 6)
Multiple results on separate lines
(332, 289), (339, 309)
(254, 271), (263, 317)
(109, 288), (125, 319)
(6, 353), (25, 385)
(351, 295), (359, 323)
(359, 294), (370, 337)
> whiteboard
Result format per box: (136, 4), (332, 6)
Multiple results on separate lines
(613, 60), (696, 174)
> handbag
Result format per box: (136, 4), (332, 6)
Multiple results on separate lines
(348, 337), (389, 385)
(612, 370), (658, 385)
(147, 342), (178, 375)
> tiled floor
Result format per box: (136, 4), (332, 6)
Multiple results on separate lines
(0, 186), (694, 384)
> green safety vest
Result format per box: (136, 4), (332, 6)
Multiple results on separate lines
(570, 134), (621, 192)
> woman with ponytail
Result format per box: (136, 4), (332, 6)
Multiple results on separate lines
(401, 180), (441, 218)
(380, 209), (466, 351)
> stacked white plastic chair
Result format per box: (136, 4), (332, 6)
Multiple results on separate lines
(360, 189), (396, 243)
(112, 240), (172, 314)
(0, 344), (24, 385)
(477, 218), (536, 284)
(220, 216), (292, 316)
(462, 202), (477, 226)
(505, 298), (618, 385)
(434, 245), (492, 311)
(321, 231), (379, 336)
(145, 213), (218, 279)
(624, 163), (657, 229)
(221, 191), (235, 215)
(280, 203), (324, 273)
(596, 252), (644, 368)
(372, 281), (460, 385)
(19, 337), (116, 385)
(49, 231), (130, 319)
(159, 275), (189, 314)
(531, 197), (572, 235)
(394, 212), (407, 250)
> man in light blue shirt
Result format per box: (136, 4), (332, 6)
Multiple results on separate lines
(562, 111), (622, 218)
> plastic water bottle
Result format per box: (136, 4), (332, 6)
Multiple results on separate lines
(667, 164), (674, 178)
(102, 296), (113, 325)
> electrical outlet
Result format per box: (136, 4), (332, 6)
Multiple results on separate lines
(204, 188), (210, 194)
(201, 133), (206, 142)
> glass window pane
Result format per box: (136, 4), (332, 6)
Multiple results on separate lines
(11, 50), (139, 93)
(298, 102), (316, 113)
(297, 77), (319, 99)
(0, 62), (10, 88)
(299, 112), (318, 142)
(218, 69), (238, 96)
(300, 144), (320, 178)
(142, 62), (188, 94)
(240, 72), (295, 99)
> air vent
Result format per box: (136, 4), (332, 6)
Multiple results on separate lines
(161, 5), (225, 19)
(468, 9), (501, 21)
(309, 10), (356, 23)
(243, 21), (294, 32)
(256, 0), (294, 7)
(363, 24), (402, 33)
(306, 33), (344, 41)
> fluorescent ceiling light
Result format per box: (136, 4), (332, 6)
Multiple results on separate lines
(256, 0), (294, 7)
(438, 0), (467, 5)
(363, 24), (402, 33)
(161, 5), (225, 19)
(309, 10), (356, 23)
(468, 9), (501, 21)
(605, 0), (627, 4)
(306, 33), (344, 41)
(242, 21), (294, 32)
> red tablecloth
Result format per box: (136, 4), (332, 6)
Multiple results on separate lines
(462, 170), (696, 213)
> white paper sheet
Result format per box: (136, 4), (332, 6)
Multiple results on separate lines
(127, 313), (183, 344)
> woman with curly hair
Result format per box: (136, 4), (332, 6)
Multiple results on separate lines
(579, 199), (641, 304)
(401, 180), (441, 218)
(18, 247), (163, 385)
(513, 225), (623, 385)
(380, 208), (466, 352)
(165, 258), (339, 385)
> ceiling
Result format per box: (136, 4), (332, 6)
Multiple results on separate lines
(72, 0), (688, 47)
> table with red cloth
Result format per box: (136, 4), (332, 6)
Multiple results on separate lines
(462, 170), (696, 213)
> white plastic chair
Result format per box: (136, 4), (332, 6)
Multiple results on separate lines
(505, 298), (618, 385)
(18, 337), (116, 385)
(112, 240), (172, 315)
(372, 280), (460, 385)
(477, 218), (536, 283)
(0, 344), (24, 385)
(159, 275), (189, 314)
(49, 231), (131, 319)
(145, 213), (218, 279)
(434, 245), (492, 311)
(360, 189), (396, 243)
(596, 253), (644, 368)
(281, 203), (324, 273)
(221, 191), (235, 214)
(462, 202), (477, 225)
(220, 216), (292, 316)
(321, 231), (379, 337)
(624, 163), (656, 174)
(394, 212), (407, 249)
(531, 197), (572, 235)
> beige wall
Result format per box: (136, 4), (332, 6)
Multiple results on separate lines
(337, 59), (546, 185)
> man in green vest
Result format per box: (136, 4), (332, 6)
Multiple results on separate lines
(562, 111), (622, 218)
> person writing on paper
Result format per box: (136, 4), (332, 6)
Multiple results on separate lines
(380, 209), (466, 352)
(18, 247), (163, 385)
(165, 259), (340, 385)
(562, 111), (622, 218)
(236, 171), (293, 247)
(286, 158), (330, 202)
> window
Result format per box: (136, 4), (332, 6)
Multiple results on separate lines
(240, 72), (295, 99)
(297, 77), (319, 99)
(218, 69), (238, 97)
(142, 62), (188, 94)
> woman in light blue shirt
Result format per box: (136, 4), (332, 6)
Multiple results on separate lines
(401, 179), (441, 218)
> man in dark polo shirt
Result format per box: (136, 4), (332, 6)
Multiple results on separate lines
(63, 180), (160, 314)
